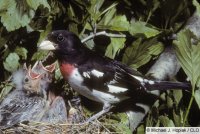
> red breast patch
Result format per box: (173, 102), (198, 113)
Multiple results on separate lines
(60, 63), (75, 79)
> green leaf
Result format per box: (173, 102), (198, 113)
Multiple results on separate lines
(100, 7), (116, 26)
(68, 23), (79, 35)
(0, 0), (35, 31)
(174, 29), (200, 87)
(98, 8), (130, 31)
(174, 30), (200, 126)
(173, 110), (182, 126)
(193, 0), (200, 14)
(105, 113), (131, 134)
(129, 21), (160, 38)
(3, 53), (20, 72)
(0, 84), (13, 101)
(167, 96), (173, 108)
(122, 38), (164, 69)
(88, 0), (105, 21)
(173, 90), (183, 105)
(194, 89), (200, 109)
(159, 115), (175, 127)
(32, 21), (52, 61)
(136, 125), (145, 134)
(0, 0), (50, 31)
(82, 35), (95, 50)
(84, 22), (93, 31)
(38, 20), (52, 43)
(26, 0), (50, 10)
(54, 62), (63, 81)
(148, 43), (164, 55)
(55, 68), (63, 81)
(105, 38), (125, 59)
(15, 47), (28, 60)
(31, 51), (49, 61)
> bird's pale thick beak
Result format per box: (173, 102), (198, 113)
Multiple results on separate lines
(38, 40), (56, 50)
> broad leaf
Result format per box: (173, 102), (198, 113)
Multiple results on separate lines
(99, 8), (116, 26)
(173, 90), (183, 105)
(136, 125), (145, 134)
(105, 38), (125, 59)
(31, 51), (49, 61)
(129, 21), (160, 38)
(88, 0), (105, 21)
(0, 0), (34, 31)
(55, 68), (63, 81)
(173, 109), (182, 126)
(194, 89), (200, 109)
(0, 0), (50, 31)
(81, 34), (95, 49)
(174, 29), (200, 87)
(3, 53), (20, 72)
(15, 47), (28, 60)
(0, 84), (13, 101)
(193, 0), (200, 14)
(104, 113), (132, 134)
(98, 8), (130, 31)
(122, 38), (164, 69)
(159, 115), (175, 127)
(26, 0), (50, 10)
(33, 21), (52, 61)
(38, 21), (52, 44)
(167, 96), (173, 108)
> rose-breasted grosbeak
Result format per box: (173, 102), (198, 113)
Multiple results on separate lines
(39, 30), (190, 122)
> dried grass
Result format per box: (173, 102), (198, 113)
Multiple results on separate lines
(1, 119), (126, 134)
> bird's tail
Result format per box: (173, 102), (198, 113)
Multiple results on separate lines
(145, 80), (191, 91)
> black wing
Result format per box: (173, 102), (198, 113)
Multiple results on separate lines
(77, 55), (146, 95)
(78, 53), (190, 94)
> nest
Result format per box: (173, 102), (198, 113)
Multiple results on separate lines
(1, 116), (126, 134)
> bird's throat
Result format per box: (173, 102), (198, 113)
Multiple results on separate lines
(59, 63), (75, 80)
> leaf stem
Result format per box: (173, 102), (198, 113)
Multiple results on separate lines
(81, 31), (126, 43)
(97, 2), (118, 19)
(183, 86), (195, 126)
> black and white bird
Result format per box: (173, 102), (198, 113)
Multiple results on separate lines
(38, 30), (191, 122)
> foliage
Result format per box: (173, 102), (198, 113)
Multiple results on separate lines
(122, 38), (164, 69)
(174, 29), (200, 126)
(0, 0), (199, 133)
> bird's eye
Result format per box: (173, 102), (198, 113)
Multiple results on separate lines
(57, 35), (65, 42)
(24, 77), (29, 83)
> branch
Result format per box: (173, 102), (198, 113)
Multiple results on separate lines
(81, 31), (126, 43)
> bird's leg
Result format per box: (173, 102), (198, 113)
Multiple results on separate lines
(85, 103), (113, 123)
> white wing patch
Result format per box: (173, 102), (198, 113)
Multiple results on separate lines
(130, 74), (155, 85)
(83, 72), (90, 78)
(91, 70), (104, 77)
(144, 79), (155, 85)
(82, 69), (104, 78)
(130, 75), (144, 82)
(108, 85), (128, 93)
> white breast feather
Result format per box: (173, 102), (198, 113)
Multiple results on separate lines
(69, 68), (128, 104)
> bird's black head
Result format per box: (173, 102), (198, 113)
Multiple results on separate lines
(39, 30), (82, 56)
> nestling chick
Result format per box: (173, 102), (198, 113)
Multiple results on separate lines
(37, 61), (68, 124)
(0, 62), (53, 129)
